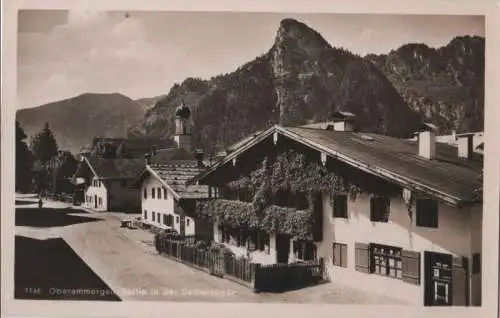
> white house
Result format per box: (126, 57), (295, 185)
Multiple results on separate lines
(132, 102), (211, 237)
(72, 157), (144, 212)
(192, 112), (483, 307)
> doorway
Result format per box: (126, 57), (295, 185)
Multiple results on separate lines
(276, 234), (290, 264)
(424, 251), (453, 306)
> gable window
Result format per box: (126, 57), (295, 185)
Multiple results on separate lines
(152, 188), (156, 199)
(157, 187), (162, 199)
(332, 242), (348, 267)
(333, 194), (348, 218)
(163, 188), (167, 200)
(143, 188), (147, 199)
(370, 243), (402, 278)
(370, 196), (390, 222)
(144, 210), (147, 220)
(416, 199), (438, 228)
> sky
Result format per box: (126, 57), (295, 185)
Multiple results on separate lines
(17, 10), (485, 109)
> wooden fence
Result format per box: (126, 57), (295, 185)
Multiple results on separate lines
(155, 235), (326, 292)
(253, 259), (325, 292)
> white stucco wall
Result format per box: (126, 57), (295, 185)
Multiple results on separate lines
(83, 177), (108, 212)
(316, 192), (481, 305)
(141, 175), (195, 235)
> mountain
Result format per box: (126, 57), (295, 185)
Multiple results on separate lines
(366, 36), (484, 134)
(129, 18), (423, 152)
(135, 95), (167, 112)
(16, 93), (145, 154)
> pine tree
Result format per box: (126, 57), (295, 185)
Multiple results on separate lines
(30, 122), (59, 165)
(15, 121), (34, 193)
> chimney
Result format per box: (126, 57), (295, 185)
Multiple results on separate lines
(331, 111), (356, 132)
(145, 153), (151, 166)
(194, 149), (205, 167)
(456, 133), (474, 159)
(416, 123), (437, 160)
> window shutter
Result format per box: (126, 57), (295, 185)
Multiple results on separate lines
(402, 250), (420, 285)
(355, 242), (370, 273)
(341, 244), (348, 267)
(452, 256), (469, 306)
(333, 243), (341, 266)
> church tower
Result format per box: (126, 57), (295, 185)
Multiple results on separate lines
(174, 101), (192, 151)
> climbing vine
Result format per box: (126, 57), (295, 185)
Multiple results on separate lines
(197, 150), (368, 239)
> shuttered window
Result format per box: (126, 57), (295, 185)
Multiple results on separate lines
(333, 194), (348, 218)
(402, 250), (421, 285)
(370, 197), (390, 222)
(416, 199), (438, 228)
(355, 242), (370, 273)
(333, 242), (348, 267)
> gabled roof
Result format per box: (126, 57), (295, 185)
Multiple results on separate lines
(192, 125), (483, 207)
(132, 148), (209, 200)
(84, 157), (144, 179)
(149, 147), (198, 164)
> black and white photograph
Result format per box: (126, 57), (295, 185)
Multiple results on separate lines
(2, 1), (499, 317)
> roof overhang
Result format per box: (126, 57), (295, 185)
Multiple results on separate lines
(131, 165), (183, 201)
(191, 125), (475, 208)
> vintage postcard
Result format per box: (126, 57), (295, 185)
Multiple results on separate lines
(2, 0), (499, 318)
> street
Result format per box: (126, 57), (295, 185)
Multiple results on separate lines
(14, 195), (404, 304)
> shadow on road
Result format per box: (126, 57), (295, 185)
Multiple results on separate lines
(15, 207), (101, 228)
(15, 200), (37, 205)
(14, 235), (121, 301)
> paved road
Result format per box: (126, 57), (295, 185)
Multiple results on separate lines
(15, 196), (405, 304)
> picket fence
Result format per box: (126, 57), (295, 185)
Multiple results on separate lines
(155, 236), (325, 292)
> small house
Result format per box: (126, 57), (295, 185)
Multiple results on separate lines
(72, 157), (144, 212)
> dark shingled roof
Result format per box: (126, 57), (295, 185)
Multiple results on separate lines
(283, 126), (482, 203)
(150, 147), (197, 164)
(193, 125), (483, 205)
(148, 162), (209, 199)
(135, 147), (209, 199)
(86, 157), (144, 179)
